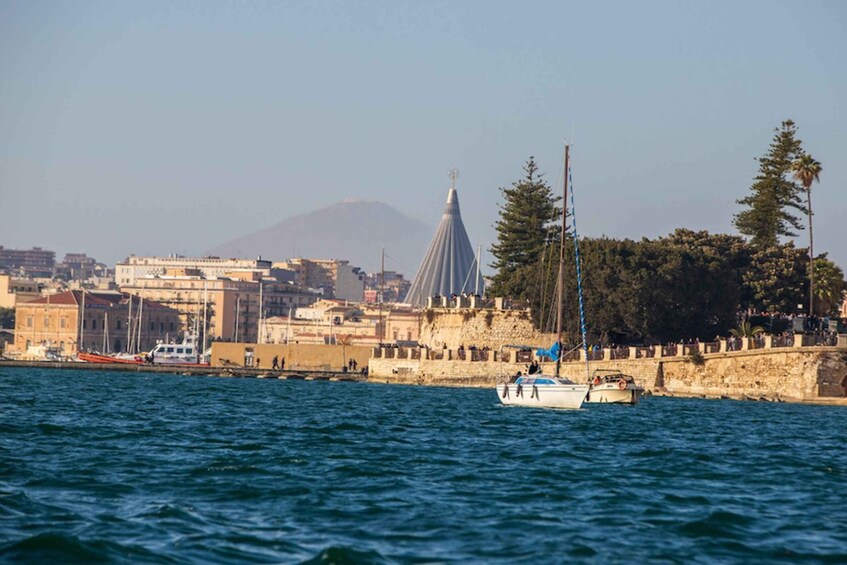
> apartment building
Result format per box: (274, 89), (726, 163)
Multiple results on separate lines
(273, 258), (365, 302)
(263, 299), (419, 346)
(0, 274), (43, 309)
(115, 255), (282, 285)
(0, 246), (55, 278)
(119, 268), (320, 344)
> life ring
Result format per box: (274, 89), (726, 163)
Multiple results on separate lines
(593, 376), (601, 386)
(618, 379), (628, 391)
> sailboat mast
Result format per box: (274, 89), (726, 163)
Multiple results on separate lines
(258, 280), (263, 345)
(136, 296), (144, 354)
(79, 291), (86, 353)
(378, 247), (385, 343)
(126, 296), (133, 353)
(202, 283), (208, 354)
(555, 145), (569, 377)
(475, 244), (481, 296)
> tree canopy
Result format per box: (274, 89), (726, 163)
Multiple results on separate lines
(734, 120), (806, 247)
(488, 123), (842, 344)
(488, 157), (562, 323)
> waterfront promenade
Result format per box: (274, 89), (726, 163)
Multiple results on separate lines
(0, 359), (363, 382)
(370, 334), (847, 403)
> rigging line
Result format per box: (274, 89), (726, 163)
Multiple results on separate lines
(568, 157), (590, 380)
(381, 251), (418, 280)
(459, 255), (476, 294)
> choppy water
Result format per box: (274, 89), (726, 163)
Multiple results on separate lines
(1, 367), (846, 563)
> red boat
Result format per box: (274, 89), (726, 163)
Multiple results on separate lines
(77, 352), (144, 364)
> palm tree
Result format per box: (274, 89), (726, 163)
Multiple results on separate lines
(791, 153), (822, 316)
(729, 320), (766, 338)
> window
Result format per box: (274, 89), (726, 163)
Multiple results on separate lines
(160, 322), (165, 332)
(59, 341), (65, 351)
(44, 316), (50, 327)
(82, 319), (87, 329)
(117, 320), (122, 330)
(169, 322), (174, 331)
(150, 321), (155, 331)
(166, 347), (174, 353)
(27, 317), (33, 328)
(60, 318), (66, 329)
(92, 319), (97, 330)
(176, 348), (184, 354)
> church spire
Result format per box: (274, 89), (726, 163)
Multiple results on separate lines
(404, 171), (484, 306)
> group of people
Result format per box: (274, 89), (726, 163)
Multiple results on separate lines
(456, 344), (490, 352)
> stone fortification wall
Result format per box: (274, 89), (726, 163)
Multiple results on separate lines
(419, 307), (555, 350)
(369, 344), (847, 401)
(212, 342), (372, 372)
(658, 349), (847, 400)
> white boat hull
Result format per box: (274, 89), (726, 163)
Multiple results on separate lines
(586, 385), (642, 405)
(496, 383), (588, 409)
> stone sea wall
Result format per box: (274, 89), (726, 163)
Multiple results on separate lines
(418, 305), (556, 351)
(369, 344), (847, 401)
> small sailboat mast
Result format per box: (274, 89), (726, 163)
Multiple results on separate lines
(555, 145), (570, 377)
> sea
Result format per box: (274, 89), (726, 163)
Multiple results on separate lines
(1, 367), (846, 564)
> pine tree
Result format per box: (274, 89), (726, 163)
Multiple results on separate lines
(488, 158), (562, 317)
(734, 120), (806, 247)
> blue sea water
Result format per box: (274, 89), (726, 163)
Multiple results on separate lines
(1, 367), (846, 564)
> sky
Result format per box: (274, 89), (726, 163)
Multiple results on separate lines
(1, 0), (845, 277)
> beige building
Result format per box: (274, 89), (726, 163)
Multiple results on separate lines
(120, 268), (320, 345)
(115, 255), (280, 286)
(10, 290), (181, 357)
(0, 274), (42, 309)
(263, 299), (419, 346)
(273, 258), (365, 302)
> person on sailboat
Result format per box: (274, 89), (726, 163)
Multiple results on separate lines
(527, 360), (540, 375)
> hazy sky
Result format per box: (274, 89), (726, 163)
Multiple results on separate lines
(1, 0), (845, 277)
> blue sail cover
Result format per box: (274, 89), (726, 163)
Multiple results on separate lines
(535, 342), (560, 361)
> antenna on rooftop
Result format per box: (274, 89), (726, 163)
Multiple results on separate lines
(448, 167), (459, 190)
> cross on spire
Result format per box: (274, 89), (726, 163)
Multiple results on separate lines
(448, 167), (459, 190)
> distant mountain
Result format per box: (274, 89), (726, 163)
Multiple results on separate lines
(207, 199), (433, 274)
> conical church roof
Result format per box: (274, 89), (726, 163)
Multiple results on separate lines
(404, 187), (484, 306)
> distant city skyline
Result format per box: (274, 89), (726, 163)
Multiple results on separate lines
(1, 1), (845, 272)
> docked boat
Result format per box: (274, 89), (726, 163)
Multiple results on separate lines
(77, 351), (143, 364)
(497, 374), (588, 409)
(78, 335), (208, 366)
(147, 335), (207, 365)
(586, 370), (643, 405)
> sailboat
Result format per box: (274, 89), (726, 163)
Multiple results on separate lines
(496, 145), (590, 409)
